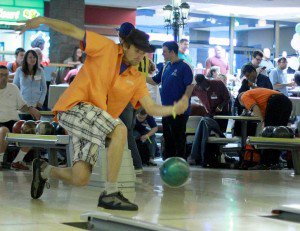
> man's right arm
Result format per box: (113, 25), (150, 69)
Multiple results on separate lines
(18, 17), (85, 41)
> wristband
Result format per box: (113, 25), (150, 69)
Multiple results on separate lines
(172, 105), (177, 119)
(146, 135), (152, 144)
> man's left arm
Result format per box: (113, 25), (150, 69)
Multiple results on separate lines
(251, 105), (264, 121)
(216, 82), (230, 112)
(183, 64), (194, 98)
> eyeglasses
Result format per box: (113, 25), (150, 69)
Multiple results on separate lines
(255, 57), (262, 62)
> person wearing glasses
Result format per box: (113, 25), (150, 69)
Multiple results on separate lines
(240, 50), (264, 78)
(269, 57), (295, 96)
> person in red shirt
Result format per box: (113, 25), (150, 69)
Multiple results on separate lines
(19, 17), (189, 211)
(192, 74), (231, 132)
(205, 46), (229, 75)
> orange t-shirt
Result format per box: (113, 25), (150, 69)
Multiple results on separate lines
(241, 88), (281, 117)
(107, 67), (150, 118)
(53, 31), (122, 114)
(53, 30), (150, 119)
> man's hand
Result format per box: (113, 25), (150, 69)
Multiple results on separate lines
(148, 59), (156, 75)
(140, 135), (148, 143)
(29, 107), (41, 120)
(16, 17), (45, 34)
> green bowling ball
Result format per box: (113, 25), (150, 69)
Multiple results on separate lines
(159, 157), (190, 188)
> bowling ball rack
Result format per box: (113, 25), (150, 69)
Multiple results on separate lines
(5, 133), (71, 167)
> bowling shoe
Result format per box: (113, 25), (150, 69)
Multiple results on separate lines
(31, 158), (50, 199)
(98, 191), (138, 211)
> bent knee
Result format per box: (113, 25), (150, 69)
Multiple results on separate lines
(0, 127), (10, 135)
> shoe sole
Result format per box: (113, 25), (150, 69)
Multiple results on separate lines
(98, 203), (138, 211)
(31, 158), (45, 199)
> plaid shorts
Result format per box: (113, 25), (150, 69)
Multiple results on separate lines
(57, 103), (121, 166)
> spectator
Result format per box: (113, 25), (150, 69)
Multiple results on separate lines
(116, 22), (156, 173)
(147, 41), (194, 160)
(0, 65), (40, 170)
(206, 66), (220, 79)
(260, 48), (275, 75)
(269, 57), (294, 96)
(192, 74), (231, 133)
(206, 45), (229, 75)
(6, 48), (25, 82)
(178, 38), (193, 66)
(240, 50), (264, 78)
(134, 109), (158, 166)
(63, 46), (85, 69)
(233, 64), (273, 136)
(31, 35), (50, 66)
(13, 50), (46, 120)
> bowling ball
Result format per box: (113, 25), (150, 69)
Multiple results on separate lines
(21, 120), (36, 134)
(55, 124), (66, 135)
(286, 127), (295, 138)
(12, 120), (25, 133)
(261, 126), (275, 137)
(51, 121), (58, 129)
(273, 126), (292, 138)
(159, 157), (190, 188)
(36, 121), (55, 135)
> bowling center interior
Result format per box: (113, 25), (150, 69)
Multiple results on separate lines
(1, 0), (300, 230)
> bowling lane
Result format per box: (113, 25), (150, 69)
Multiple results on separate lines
(1, 167), (300, 230)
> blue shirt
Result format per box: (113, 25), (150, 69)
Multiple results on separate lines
(13, 67), (47, 107)
(269, 68), (288, 96)
(178, 51), (193, 67)
(135, 115), (157, 135)
(152, 59), (193, 115)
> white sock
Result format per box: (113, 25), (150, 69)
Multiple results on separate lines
(13, 150), (27, 163)
(41, 165), (53, 180)
(0, 153), (4, 162)
(105, 182), (118, 194)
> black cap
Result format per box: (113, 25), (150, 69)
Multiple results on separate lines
(124, 29), (155, 53)
(116, 22), (135, 38)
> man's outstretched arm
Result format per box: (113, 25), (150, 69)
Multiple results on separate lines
(17, 17), (85, 41)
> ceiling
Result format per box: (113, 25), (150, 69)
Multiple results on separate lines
(85, 0), (300, 22)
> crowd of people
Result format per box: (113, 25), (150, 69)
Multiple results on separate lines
(0, 16), (299, 211)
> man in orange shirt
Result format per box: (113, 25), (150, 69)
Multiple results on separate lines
(239, 88), (292, 126)
(239, 88), (292, 170)
(19, 17), (188, 211)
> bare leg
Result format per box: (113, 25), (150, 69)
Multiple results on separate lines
(0, 127), (9, 154)
(50, 160), (92, 186)
(106, 124), (127, 182)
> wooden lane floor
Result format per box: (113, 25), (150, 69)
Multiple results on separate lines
(1, 167), (300, 230)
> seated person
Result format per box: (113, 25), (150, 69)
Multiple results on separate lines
(6, 48), (25, 82)
(239, 88), (292, 169)
(0, 66), (40, 170)
(206, 66), (220, 79)
(192, 74), (231, 133)
(134, 109), (158, 166)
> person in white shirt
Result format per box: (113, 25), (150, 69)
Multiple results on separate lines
(0, 65), (40, 170)
(269, 57), (294, 96)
